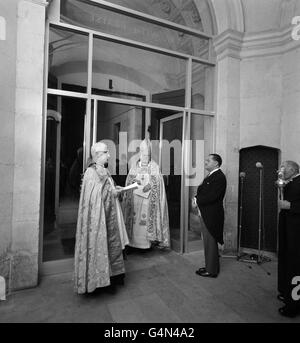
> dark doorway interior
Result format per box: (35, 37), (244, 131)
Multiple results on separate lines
(239, 146), (279, 252)
(43, 95), (85, 262)
(150, 89), (184, 251)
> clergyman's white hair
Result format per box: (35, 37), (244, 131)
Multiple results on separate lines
(91, 142), (107, 162)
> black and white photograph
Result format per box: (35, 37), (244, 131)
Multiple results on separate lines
(0, 0), (300, 327)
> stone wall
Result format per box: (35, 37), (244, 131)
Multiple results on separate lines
(0, 0), (46, 292)
(213, 17), (300, 252)
(239, 32), (300, 163)
(0, 0), (18, 292)
(11, 0), (46, 290)
(239, 42), (300, 165)
(281, 45), (300, 164)
(240, 55), (282, 150)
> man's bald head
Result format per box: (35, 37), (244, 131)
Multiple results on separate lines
(281, 160), (299, 180)
(285, 161), (299, 173)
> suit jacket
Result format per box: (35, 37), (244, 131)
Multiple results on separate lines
(196, 169), (227, 244)
(278, 174), (300, 302)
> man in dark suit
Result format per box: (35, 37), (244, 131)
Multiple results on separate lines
(277, 160), (300, 318)
(195, 154), (227, 278)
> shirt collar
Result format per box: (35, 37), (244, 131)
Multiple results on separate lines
(208, 168), (220, 177)
(290, 173), (300, 181)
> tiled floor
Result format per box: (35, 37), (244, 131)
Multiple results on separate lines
(0, 249), (299, 323)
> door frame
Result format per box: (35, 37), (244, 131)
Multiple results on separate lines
(159, 112), (185, 254)
(41, 98), (88, 276)
(238, 145), (279, 254)
(40, 4), (216, 273)
(159, 112), (183, 167)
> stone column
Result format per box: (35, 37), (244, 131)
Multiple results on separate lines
(0, 0), (18, 291)
(11, 0), (47, 290)
(213, 29), (243, 252)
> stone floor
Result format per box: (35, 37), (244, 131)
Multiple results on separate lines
(0, 249), (299, 323)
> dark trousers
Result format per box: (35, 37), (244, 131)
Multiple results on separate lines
(201, 220), (220, 275)
(278, 211), (300, 309)
(277, 213), (286, 295)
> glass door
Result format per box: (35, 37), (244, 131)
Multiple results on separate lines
(42, 95), (88, 274)
(92, 98), (146, 183)
(159, 113), (183, 252)
(185, 113), (214, 252)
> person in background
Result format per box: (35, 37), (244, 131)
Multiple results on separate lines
(277, 160), (300, 318)
(122, 138), (170, 251)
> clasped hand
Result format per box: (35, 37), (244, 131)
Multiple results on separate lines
(130, 178), (150, 192)
(191, 196), (198, 209)
(278, 199), (291, 210)
(131, 178), (142, 185)
(142, 183), (151, 193)
(112, 186), (124, 198)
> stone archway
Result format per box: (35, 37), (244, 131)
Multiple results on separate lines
(201, 0), (245, 35)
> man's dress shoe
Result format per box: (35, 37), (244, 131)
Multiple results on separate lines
(278, 305), (299, 318)
(195, 267), (206, 275)
(195, 270), (217, 278)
